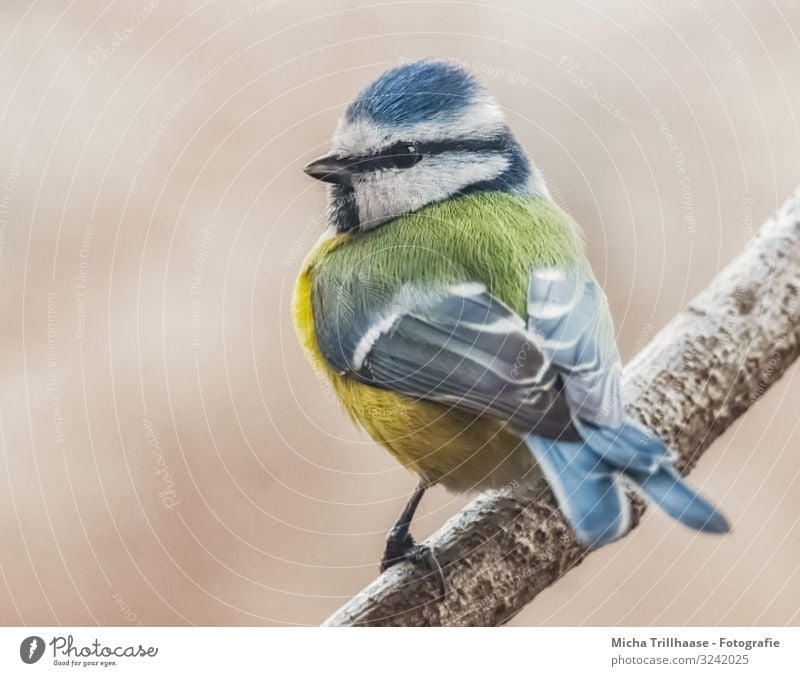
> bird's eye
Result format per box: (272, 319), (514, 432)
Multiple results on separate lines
(387, 142), (423, 169)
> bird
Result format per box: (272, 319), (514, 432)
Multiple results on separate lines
(293, 58), (728, 591)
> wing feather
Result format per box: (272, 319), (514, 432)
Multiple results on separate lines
(527, 268), (624, 427)
(313, 281), (577, 440)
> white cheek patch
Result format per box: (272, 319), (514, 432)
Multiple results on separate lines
(353, 152), (511, 230)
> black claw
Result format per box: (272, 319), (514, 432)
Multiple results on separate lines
(380, 528), (415, 572)
(407, 544), (447, 598)
(379, 483), (447, 597)
(381, 540), (447, 597)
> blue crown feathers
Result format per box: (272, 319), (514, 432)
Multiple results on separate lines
(345, 59), (481, 126)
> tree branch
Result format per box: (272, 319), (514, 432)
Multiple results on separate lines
(323, 188), (800, 627)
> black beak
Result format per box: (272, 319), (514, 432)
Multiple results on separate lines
(303, 155), (354, 184)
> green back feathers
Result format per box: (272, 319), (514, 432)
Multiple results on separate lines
(312, 193), (585, 320)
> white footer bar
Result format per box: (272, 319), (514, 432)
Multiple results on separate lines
(1, 627), (797, 675)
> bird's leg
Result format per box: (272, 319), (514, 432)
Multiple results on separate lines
(380, 482), (446, 596)
(380, 483), (426, 570)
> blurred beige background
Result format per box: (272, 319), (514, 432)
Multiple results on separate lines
(0, 0), (798, 626)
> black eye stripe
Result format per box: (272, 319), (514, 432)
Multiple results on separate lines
(339, 135), (512, 172)
(415, 136), (512, 155)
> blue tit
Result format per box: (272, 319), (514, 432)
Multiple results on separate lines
(293, 59), (728, 585)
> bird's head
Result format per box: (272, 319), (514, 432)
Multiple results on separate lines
(304, 59), (544, 233)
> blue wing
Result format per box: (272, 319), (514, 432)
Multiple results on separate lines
(524, 267), (728, 546)
(312, 281), (578, 440)
(527, 268), (624, 428)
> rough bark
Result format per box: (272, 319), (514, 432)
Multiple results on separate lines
(323, 189), (800, 627)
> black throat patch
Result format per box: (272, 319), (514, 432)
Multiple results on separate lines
(329, 184), (360, 233)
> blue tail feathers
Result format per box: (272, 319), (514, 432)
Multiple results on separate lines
(526, 416), (729, 547)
